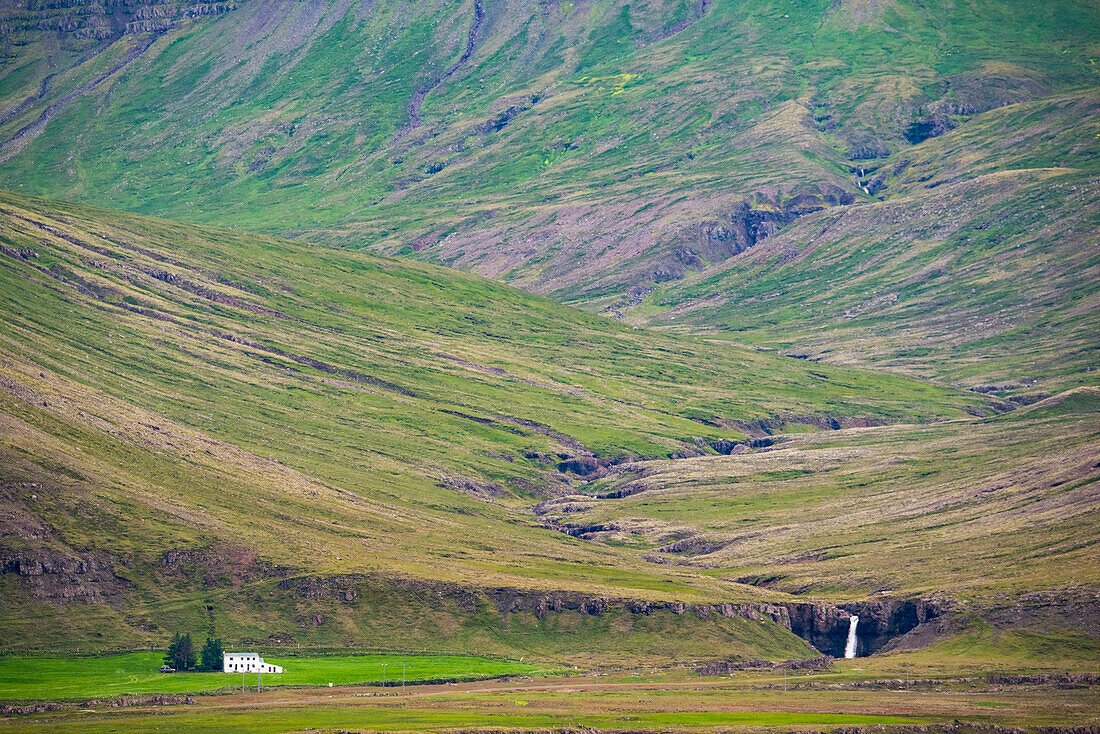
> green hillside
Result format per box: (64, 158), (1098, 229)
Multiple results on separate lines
(1, 0), (1097, 302)
(538, 389), (1100, 600)
(0, 0), (1096, 710)
(0, 190), (989, 655)
(626, 93), (1099, 394)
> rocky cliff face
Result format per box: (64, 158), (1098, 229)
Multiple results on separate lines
(854, 598), (950, 655)
(0, 0), (242, 45)
(0, 549), (130, 606)
(783, 597), (948, 657)
(0, 539), (1003, 659)
(271, 573), (949, 658)
(649, 185), (857, 284)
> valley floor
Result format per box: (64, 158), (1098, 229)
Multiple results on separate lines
(1, 663), (1098, 733)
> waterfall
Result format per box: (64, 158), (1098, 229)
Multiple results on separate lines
(844, 615), (859, 658)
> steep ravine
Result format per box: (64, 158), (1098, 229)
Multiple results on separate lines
(395, 0), (485, 140)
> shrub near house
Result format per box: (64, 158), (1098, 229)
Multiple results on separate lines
(200, 638), (224, 672)
(162, 635), (224, 672)
(163, 633), (195, 672)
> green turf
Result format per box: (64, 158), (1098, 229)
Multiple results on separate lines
(0, 707), (931, 734)
(0, 652), (550, 701)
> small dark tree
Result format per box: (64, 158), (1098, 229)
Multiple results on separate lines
(199, 637), (224, 672)
(164, 632), (196, 671)
(178, 633), (197, 671)
(164, 632), (182, 669)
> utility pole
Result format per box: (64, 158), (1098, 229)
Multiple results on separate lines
(242, 672), (245, 694)
(258, 672), (262, 694)
(402, 660), (406, 695)
(382, 663), (387, 690)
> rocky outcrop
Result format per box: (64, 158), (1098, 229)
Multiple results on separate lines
(278, 576), (359, 603)
(285, 575), (947, 658)
(986, 673), (1098, 688)
(268, 573), (802, 630)
(781, 602), (854, 656)
(657, 186), (856, 283)
(0, 549), (130, 606)
(901, 73), (1049, 145)
(555, 456), (612, 477)
(710, 437), (775, 455)
(0, 0), (241, 41)
(853, 597), (950, 654)
(0, 695), (194, 716)
(780, 597), (949, 657)
(732, 413), (888, 438)
(655, 535), (730, 556)
(904, 108), (958, 145)
(698, 655), (834, 674)
(845, 131), (890, 160)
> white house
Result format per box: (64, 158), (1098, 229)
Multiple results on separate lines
(223, 652), (283, 674)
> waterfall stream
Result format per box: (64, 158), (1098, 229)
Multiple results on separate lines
(844, 615), (859, 658)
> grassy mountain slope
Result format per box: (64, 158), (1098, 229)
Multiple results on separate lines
(538, 389), (1100, 602)
(623, 93), (1100, 394)
(0, 0), (1096, 669)
(1, 0), (1097, 302)
(0, 190), (992, 654)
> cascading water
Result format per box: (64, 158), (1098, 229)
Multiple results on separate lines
(844, 615), (859, 658)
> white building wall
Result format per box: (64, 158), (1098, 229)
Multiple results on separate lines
(223, 653), (283, 674)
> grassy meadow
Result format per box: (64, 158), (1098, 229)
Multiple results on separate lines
(0, 652), (552, 701)
(0, 1), (1096, 725)
(1, 662), (1098, 732)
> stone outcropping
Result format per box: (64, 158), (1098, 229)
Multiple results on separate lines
(698, 655), (834, 674)
(784, 597), (948, 657)
(0, 0), (242, 42)
(0, 549), (130, 606)
(654, 185), (856, 283)
(269, 573), (946, 657)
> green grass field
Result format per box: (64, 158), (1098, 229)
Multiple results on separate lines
(2, 661), (1098, 733)
(0, 707), (933, 734)
(0, 652), (552, 701)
